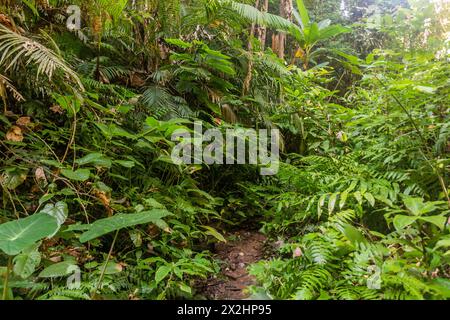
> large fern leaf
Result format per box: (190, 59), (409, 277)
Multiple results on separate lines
(0, 25), (84, 91)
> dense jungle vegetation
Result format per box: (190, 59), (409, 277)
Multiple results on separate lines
(0, 0), (449, 300)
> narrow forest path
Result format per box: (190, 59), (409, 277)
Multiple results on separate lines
(200, 230), (267, 300)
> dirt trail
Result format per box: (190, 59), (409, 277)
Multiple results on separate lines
(200, 230), (267, 300)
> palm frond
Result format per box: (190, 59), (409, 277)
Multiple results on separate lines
(0, 24), (84, 91)
(222, 0), (300, 33)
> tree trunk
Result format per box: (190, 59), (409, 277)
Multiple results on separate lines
(257, 0), (269, 50)
(242, 0), (260, 96)
(275, 0), (293, 59)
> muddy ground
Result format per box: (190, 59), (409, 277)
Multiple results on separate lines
(198, 230), (267, 300)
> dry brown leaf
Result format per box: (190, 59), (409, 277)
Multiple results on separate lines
(49, 256), (62, 263)
(16, 116), (31, 126)
(6, 125), (23, 142)
(148, 224), (160, 238)
(50, 105), (64, 114)
(35, 167), (48, 187)
(66, 247), (82, 258)
(130, 73), (145, 87)
(92, 15), (103, 35)
(93, 189), (113, 216)
(209, 20), (222, 28)
(96, 190), (110, 207)
(0, 14), (14, 31)
(31, 184), (41, 193)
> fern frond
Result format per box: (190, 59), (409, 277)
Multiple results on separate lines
(0, 25), (84, 91)
(293, 267), (331, 300)
(0, 73), (24, 103)
(139, 85), (194, 119)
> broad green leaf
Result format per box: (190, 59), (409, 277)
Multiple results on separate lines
(317, 194), (327, 218)
(110, 125), (136, 139)
(328, 193), (338, 214)
(342, 224), (367, 246)
(296, 0), (310, 27)
(129, 230), (142, 247)
(318, 194), (327, 208)
(364, 192), (375, 207)
(59, 188), (76, 196)
(99, 261), (123, 275)
(346, 180), (359, 193)
(114, 160), (135, 168)
(434, 238), (450, 250)
(1, 170), (27, 190)
(403, 197), (425, 216)
(38, 194), (55, 205)
(21, 0), (40, 17)
(354, 191), (363, 205)
(94, 123), (136, 140)
(318, 25), (351, 41)
(75, 153), (103, 165)
(75, 153), (112, 168)
(339, 191), (348, 209)
(178, 283), (192, 295)
(0, 214), (59, 255)
(318, 19), (331, 30)
(40, 201), (68, 226)
(202, 226), (227, 242)
(430, 278), (450, 299)
(155, 265), (172, 284)
(403, 197), (443, 216)
(153, 219), (171, 233)
(64, 223), (90, 232)
(40, 159), (65, 169)
(39, 261), (78, 278)
(419, 216), (447, 230)
(61, 168), (91, 182)
(414, 86), (436, 94)
(307, 22), (320, 43)
(13, 243), (41, 279)
(393, 215), (418, 231)
(79, 209), (172, 243)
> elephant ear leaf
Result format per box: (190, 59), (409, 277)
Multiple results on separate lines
(40, 201), (68, 237)
(79, 209), (172, 243)
(13, 242), (41, 279)
(0, 214), (59, 255)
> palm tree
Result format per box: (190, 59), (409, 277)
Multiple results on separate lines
(223, 0), (350, 68)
